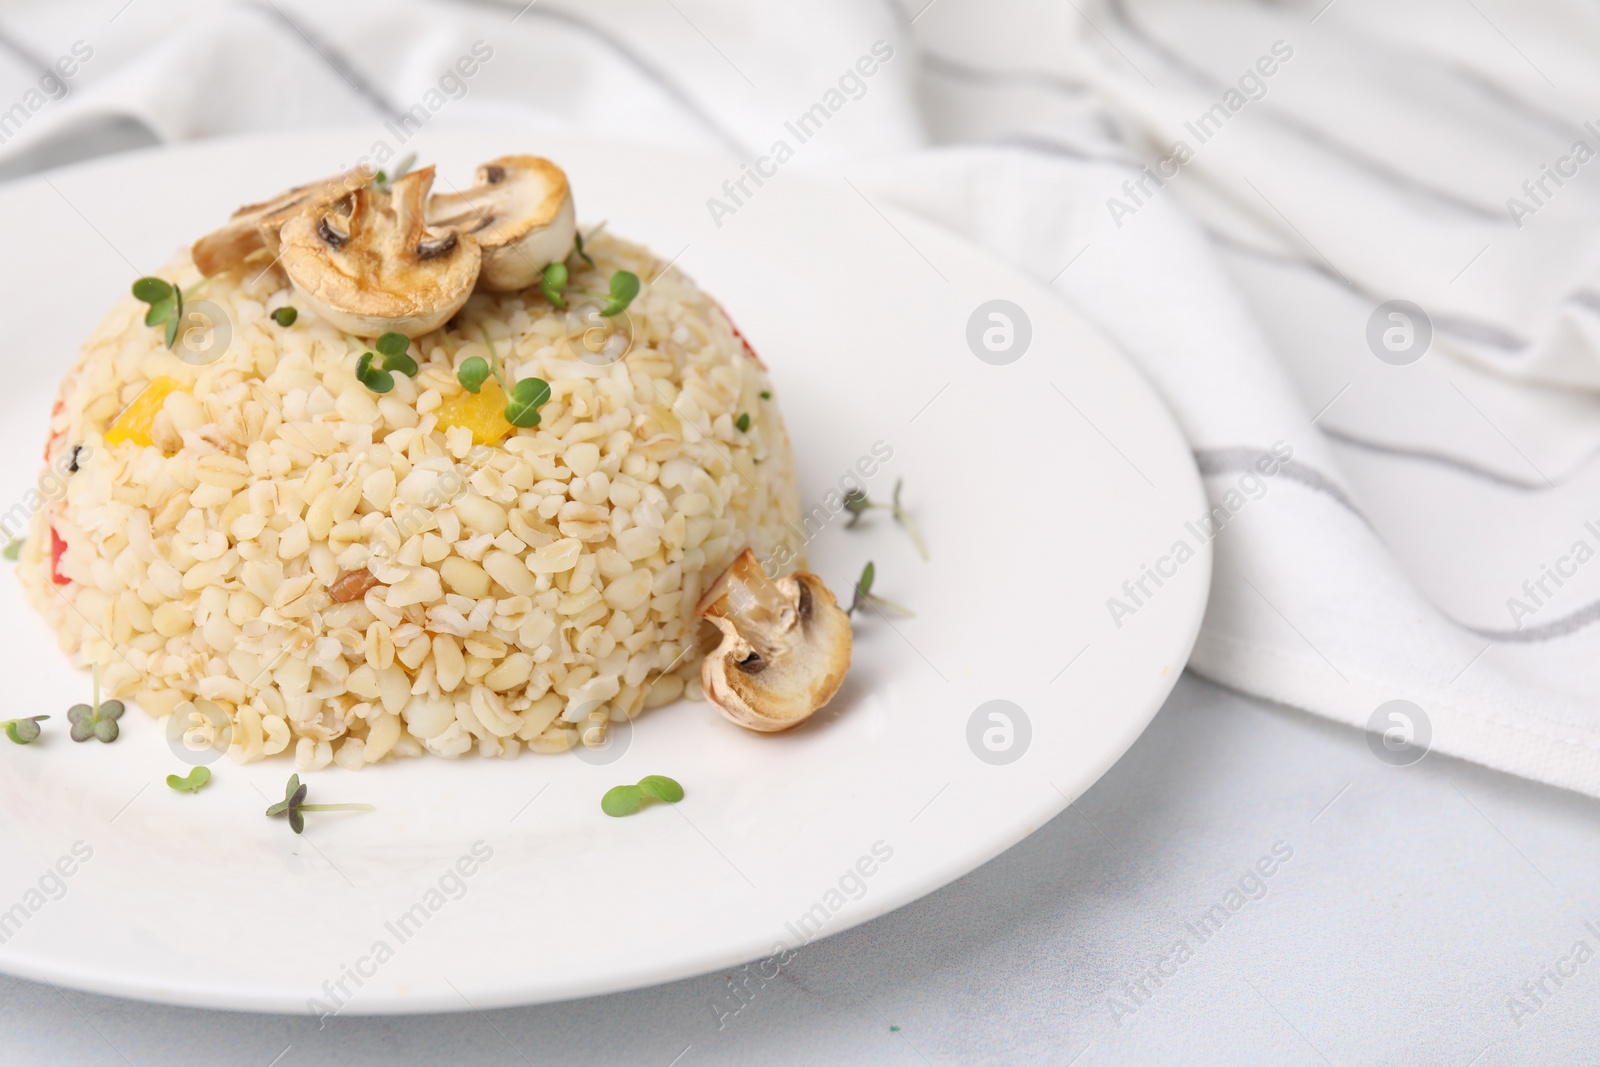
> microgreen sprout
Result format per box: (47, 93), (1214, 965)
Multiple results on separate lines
(132, 277), (205, 349)
(601, 774), (685, 817)
(375, 331), (418, 376)
(462, 328), (507, 393)
(1, 716), (47, 744)
(355, 351), (393, 394)
(541, 262), (568, 309)
(735, 413), (751, 433)
(67, 664), (124, 743)
(166, 766), (211, 794)
(843, 479), (927, 559)
(271, 307), (298, 327)
(264, 773), (374, 835)
(760, 390), (771, 400)
(845, 561), (913, 618)
(2, 537), (21, 561)
(453, 327), (552, 428)
(353, 332), (417, 393)
(544, 240), (639, 320)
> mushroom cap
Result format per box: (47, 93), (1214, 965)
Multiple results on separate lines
(697, 549), (853, 732)
(279, 166), (482, 338)
(191, 166), (375, 276)
(428, 155), (577, 291)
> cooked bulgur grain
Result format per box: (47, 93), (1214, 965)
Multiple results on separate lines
(20, 233), (798, 767)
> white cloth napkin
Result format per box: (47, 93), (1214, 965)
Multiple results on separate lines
(4, 0), (1600, 795)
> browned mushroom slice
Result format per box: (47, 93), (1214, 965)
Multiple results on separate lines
(278, 166), (482, 338)
(427, 155), (577, 291)
(191, 167), (375, 276)
(696, 548), (853, 732)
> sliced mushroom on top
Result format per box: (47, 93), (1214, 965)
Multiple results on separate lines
(278, 166), (482, 338)
(696, 549), (853, 733)
(427, 155), (577, 291)
(191, 167), (375, 277)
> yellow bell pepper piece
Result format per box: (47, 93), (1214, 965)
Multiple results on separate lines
(104, 377), (184, 448)
(434, 379), (513, 445)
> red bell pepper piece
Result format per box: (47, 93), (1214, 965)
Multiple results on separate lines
(50, 527), (69, 586)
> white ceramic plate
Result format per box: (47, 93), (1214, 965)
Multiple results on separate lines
(0, 130), (1207, 1014)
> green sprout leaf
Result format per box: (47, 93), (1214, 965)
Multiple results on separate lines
(66, 704), (93, 742)
(356, 351), (394, 394)
(735, 413), (751, 433)
(456, 356), (490, 395)
(131, 277), (173, 305)
(264, 773), (301, 816)
(2, 537), (22, 561)
(271, 307), (298, 327)
(164, 285), (185, 349)
(2, 716), (47, 744)
(67, 668), (123, 743)
(382, 351), (418, 376)
(846, 560), (913, 619)
(504, 376), (552, 428)
(66, 699), (123, 743)
(601, 784), (645, 817)
(603, 775), (686, 816)
(134, 277), (188, 348)
(541, 262), (568, 309)
(265, 773), (309, 834)
(143, 296), (176, 327)
(843, 489), (872, 527)
(637, 775), (685, 804)
(760, 390), (771, 400)
(375, 333), (417, 376)
(601, 270), (640, 317)
(166, 766), (212, 794)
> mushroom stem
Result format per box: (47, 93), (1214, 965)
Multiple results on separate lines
(700, 551), (795, 650)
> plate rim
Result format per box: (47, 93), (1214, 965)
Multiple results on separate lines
(0, 126), (1211, 1013)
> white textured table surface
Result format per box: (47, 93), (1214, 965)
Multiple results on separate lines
(3, 673), (1596, 1066)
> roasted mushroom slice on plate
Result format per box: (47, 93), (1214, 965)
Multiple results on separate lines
(191, 167), (374, 277)
(697, 549), (853, 733)
(279, 165), (481, 338)
(428, 155), (577, 291)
